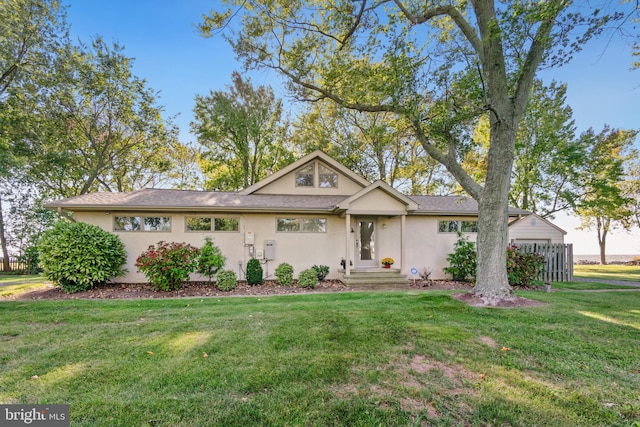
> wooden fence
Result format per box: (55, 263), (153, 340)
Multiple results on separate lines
(515, 243), (573, 282)
(0, 257), (31, 274)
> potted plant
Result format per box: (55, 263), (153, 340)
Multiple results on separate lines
(381, 257), (394, 268)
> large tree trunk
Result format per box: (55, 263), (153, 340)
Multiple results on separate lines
(472, 118), (517, 299)
(0, 195), (12, 272)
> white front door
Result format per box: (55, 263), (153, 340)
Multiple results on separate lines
(356, 219), (377, 268)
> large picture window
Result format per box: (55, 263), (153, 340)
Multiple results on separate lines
(186, 217), (239, 232)
(114, 216), (171, 232)
(277, 218), (327, 233)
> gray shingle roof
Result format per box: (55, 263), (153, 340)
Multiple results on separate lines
(44, 189), (347, 212)
(410, 195), (529, 215)
(45, 188), (529, 216)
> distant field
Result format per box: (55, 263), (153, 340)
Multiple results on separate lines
(573, 265), (640, 282)
(574, 254), (639, 264)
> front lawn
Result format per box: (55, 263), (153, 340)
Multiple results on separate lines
(1, 288), (638, 426)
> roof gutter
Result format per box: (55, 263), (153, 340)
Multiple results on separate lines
(56, 207), (77, 222)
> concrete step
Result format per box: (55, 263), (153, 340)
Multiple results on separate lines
(342, 269), (410, 287)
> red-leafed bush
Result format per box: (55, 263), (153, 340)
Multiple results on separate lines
(506, 245), (545, 287)
(135, 241), (200, 291)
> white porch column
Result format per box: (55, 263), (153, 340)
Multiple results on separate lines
(345, 213), (351, 275)
(401, 214), (406, 273)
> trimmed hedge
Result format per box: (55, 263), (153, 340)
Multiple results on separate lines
(297, 268), (318, 289)
(38, 221), (127, 293)
(275, 262), (294, 285)
(216, 269), (237, 291)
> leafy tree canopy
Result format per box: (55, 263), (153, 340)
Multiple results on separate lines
(191, 71), (293, 191)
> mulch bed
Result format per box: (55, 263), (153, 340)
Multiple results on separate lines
(11, 279), (473, 300)
(9, 279), (544, 307)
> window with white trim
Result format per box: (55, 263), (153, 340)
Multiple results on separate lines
(438, 220), (478, 233)
(185, 217), (239, 232)
(277, 218), (327, 233)
(114, 216), (171, 232)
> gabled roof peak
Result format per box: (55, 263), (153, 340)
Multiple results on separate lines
(239, 150), (370, 195)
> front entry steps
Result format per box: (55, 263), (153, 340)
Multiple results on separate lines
(341, 268), (410, 289)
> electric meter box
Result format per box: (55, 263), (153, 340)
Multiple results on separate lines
(245, 231), (255, 245)
(264, 240), (275, 260)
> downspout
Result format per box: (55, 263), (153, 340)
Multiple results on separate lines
(401, 214), (406, 273)
(345, 213), (351, 276)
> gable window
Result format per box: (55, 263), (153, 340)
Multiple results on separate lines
(295, 165), (314, 187)
(295, 162), (338, 188)
(438, 220), (478, 233)
(318, 164), (338, 188)
(277, 218), (327, 233)
(114, 216), (171, 232)
(186, 217), (239, 232)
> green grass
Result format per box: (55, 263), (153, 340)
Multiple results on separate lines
(0, 274), (52, 298)
(550, 281), (637, 291)
(1, 283), (639, 426)
(573, 264), (640, 282)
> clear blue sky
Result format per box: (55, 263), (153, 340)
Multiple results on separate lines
(64, 1), (640, 256)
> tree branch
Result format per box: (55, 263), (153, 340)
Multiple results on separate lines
(411, 118), (484, 200)
(394, 0), (484, 63)
(513, 0), (564, 117)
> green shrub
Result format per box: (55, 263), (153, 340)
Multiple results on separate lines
(506, 245), (545, 287)
(197, 237), (226, 282)
(38, 221), (127, 293)
(216, 269), (237, 291)
(246, 258), (263, 285)
(135, 241), (200, 291)
(312, 264), (329, 281)
(275, 262), (294, 285)
(297, 268), (318, 288)
(443, 232), (477, 282)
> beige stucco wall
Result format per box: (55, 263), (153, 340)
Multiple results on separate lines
(73, 211), (349, 283)
(403, 216), (478, 280)
(346, 189), (407, 215)
(72, 211), (560, 284)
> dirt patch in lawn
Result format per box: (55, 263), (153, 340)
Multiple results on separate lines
(451, 292), (546, 308)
